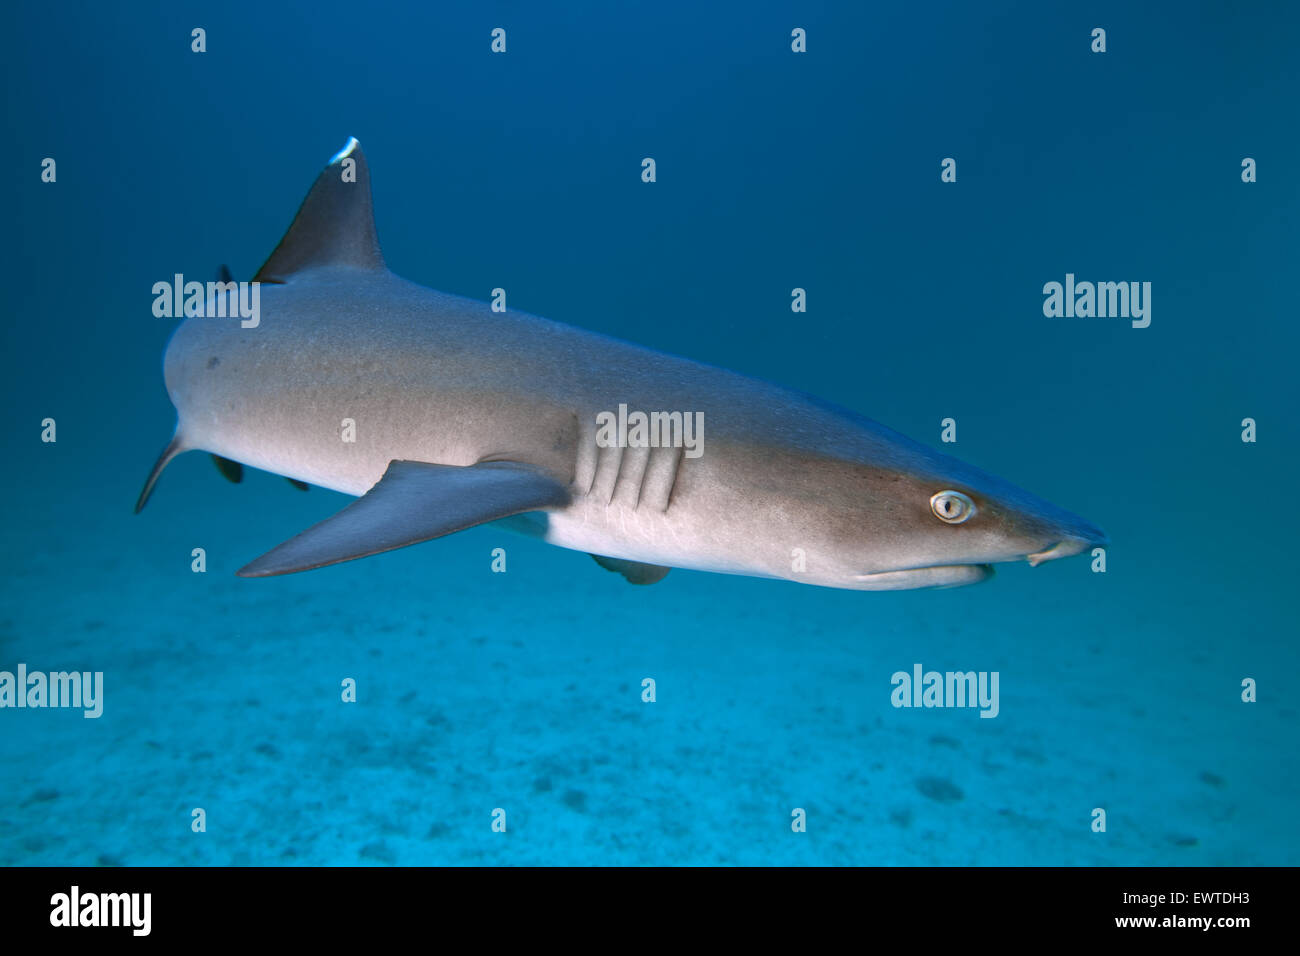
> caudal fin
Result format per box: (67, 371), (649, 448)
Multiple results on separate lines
(134, 432), (188, 513)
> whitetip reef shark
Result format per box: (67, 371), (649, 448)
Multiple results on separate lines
(137, 138), (1106, 590)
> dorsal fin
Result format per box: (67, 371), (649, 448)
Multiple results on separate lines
(254, 137), (385, 283)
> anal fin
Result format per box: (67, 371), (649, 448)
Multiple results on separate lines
(212, 455), (244, 483)
(590, 554), (672, 585)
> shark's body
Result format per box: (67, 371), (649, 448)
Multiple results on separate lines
(139, 139), (1106, 590)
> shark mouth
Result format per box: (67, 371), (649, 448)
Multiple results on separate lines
(853, 532), (1106, 589)
(852, 564), (996, 590)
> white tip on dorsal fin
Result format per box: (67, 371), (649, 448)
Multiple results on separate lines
(254, 137), (385, 283)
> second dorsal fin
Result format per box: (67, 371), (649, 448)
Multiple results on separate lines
(254, 137), (385, 284)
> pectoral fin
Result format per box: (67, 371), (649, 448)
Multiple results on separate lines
(590, 554), (672, 585)
(237, 459), (570, 577)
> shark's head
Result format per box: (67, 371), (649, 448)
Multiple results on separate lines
(801, 426), (1108, 591)
(852, 471), (1107, 590)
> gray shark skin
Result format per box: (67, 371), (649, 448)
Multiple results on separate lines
(137, 138), (1107, 590)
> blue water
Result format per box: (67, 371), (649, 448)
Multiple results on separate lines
(3, 1), (1296, 865)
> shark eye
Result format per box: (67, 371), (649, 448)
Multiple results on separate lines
(930, 491), (975, 524)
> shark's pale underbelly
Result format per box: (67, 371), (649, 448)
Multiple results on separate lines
(538, 497), (764, 578)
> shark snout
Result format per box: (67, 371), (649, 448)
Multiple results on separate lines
(1024, 521), (1108, 567)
